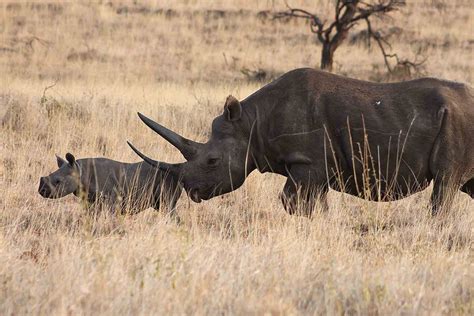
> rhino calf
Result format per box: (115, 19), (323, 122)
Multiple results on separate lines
(38, 153), (182, 215)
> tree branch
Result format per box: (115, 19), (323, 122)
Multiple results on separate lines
(365, 17), (425, 75)
(273, 0), (423, 74)
(274, 3), (326, 42)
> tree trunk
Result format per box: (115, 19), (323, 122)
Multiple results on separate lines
(320, 43), (334, 71)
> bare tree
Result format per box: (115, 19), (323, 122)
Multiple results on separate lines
(275, 0), (424, 73)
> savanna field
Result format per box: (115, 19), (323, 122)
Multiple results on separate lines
(0, 0), (473, 314)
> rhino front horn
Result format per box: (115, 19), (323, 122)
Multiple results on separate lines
(137, 112), (201, 160)
(127, 141), (182, 177)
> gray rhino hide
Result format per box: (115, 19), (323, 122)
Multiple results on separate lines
(39, 155), (182, 215)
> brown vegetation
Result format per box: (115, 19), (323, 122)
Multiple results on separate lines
(0, 0), (472, 314)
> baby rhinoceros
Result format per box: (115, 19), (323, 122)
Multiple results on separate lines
(38, 153), (182, 215)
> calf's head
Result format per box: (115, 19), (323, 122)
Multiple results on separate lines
(130, 96), (254, 203)
(38, 153), (81, 199)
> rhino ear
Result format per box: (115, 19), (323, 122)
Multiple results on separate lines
(224, 95), (242, 122)
(56, 154), (67, 168)
(65, 153), (76, 166)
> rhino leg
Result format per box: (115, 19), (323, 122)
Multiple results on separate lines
(428, 107), (474, 215)
(280, 165), (328, 217)
(430, 176), (462, 216)
(430, 180), (448, 216)
(429, 167), (472, 216)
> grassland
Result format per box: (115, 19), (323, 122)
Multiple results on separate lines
(0, 1), (473, 314)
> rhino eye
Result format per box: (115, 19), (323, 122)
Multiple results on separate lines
(54, 179), (61, 185)
(207, 158), (220, 167)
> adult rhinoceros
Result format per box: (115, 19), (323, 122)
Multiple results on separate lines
(129, 68), (474, 216)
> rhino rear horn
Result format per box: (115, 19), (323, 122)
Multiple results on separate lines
(127, 141), (182, 177)
(137, 112), (201, 160)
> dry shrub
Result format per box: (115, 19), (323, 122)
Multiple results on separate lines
(41, 96), (91, 122)
(1, 94), (34, 132)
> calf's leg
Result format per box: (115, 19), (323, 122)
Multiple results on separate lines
(154, 186), (183, 224)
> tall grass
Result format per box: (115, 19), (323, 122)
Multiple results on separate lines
(0, 1), (473, 314)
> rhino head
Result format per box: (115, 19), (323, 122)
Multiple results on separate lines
(38, 153), (81, 199)
(129, 96), (255, 203)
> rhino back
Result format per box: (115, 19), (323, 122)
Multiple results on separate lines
(78, 159), (160, 205)
(245, 68), (472, 195)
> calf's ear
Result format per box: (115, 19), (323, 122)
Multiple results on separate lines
(65, 153), (76, 166)
(224, 95), (242, 121)
(56, 154), (67, 168)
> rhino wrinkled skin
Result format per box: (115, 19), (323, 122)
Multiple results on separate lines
(38, 153), (182, 215)
(131, 68), (474, 216)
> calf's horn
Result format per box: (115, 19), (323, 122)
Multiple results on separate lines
(127, 141), (182, 177)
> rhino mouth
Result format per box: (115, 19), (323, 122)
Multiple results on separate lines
(38, 186), (60, 199)
(38, 178), (65, 199)
(189, 188), (202, 203)
(187, 184), (222, 203)
(38, 187), (60, 199)
(38, 180), (53, 198)
(38, 188), (51, 198)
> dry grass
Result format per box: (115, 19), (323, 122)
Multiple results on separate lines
(0, 1), (473, 314)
